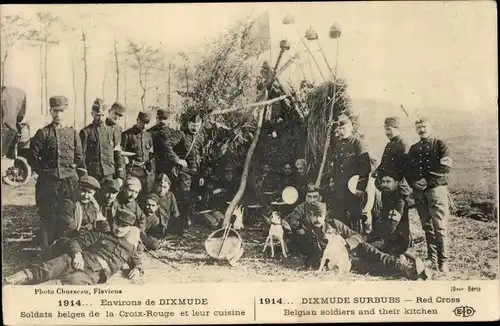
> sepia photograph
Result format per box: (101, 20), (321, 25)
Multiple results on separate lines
(1, 1), (497, 292)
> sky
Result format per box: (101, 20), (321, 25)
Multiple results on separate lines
(1, 2), (497, 130)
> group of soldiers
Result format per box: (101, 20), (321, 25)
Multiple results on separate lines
(282, 113), (452, 278)
(3, 92), (452, 285)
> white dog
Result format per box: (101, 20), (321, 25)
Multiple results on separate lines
(318, 232), (351, 274)
(262, 210), (287, 258)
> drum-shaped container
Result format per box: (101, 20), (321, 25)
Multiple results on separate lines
(205, 228), (244, 265)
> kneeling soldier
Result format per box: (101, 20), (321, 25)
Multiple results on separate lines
(5, 209), (143, 285)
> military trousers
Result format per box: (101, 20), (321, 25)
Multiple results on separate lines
(28, 253), (101, 285)
(35, 174), (78, 249)
(171, 170), (195, 234)
(352, 242), (409, 278)
(413, 186), (449, 264)
(329, 190), (364, 234)
(368, 234), (412, 258)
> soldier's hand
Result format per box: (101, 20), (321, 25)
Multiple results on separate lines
(128, 268), (141, 281)
(177, 159), (188, 168)
(72, 252), (84, 271)
(297, 229), (306, 235)
(199, 178), (204, 187)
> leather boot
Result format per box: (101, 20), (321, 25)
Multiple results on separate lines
(438, 262), (450, 275)
(4, 269), (33, 285)
(398, 257), (429, 280)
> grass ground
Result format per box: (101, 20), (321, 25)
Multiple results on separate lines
(1, 179), (498, 284)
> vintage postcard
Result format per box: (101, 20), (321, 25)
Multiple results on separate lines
(1, 1), (498, 324)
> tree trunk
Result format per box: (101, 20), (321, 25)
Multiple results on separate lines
(101, 64), (108, 99)
(0, 47), (9, 88)
(82, 27), (88, 126)
(167, 60), (171, 107)
(124, 66), (128, 128)
(223, 103), (267, 226)
(72, 55), (77, 128)
(39, 40), (44, 116)
(114, 39), (119, 102)
(138, 62), (145, 111)
(43, 28), (49, 115)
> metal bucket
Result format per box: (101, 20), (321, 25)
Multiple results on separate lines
(205, 227), (244, 266)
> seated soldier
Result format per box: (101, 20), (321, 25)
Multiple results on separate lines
(365, 170), (412, 258)
(294, 159), (311, 203)
(106, 177), (146, 233)
(280, 163), (295, 190)
(255, 164), (280, 208)
(151, 173), (180, 235)
(286, 186), (428, 280)
(59, 175), (111, 238)
(4, 209), (143, 285)
(98, 178), (121, 220)
(140, 193), (164, 250)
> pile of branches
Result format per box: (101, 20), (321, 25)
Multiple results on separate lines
(303, 78), (356, 174)
(177, 18), (264, 173)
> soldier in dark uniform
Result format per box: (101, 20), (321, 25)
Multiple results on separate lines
(79, 99), (126, 187)
(372, 117), (412, 198)
(405, 117), (452, 274)
(122, 111), (155, 197)
(149, 108), (174, 175)
(328, 114), (372, 233)
(365, 170), (411, 257)
(98, 178), (121, 220)
(28, 95), (85, 249)
(164, 114), (205, 233)
(4, 209), (143, 285)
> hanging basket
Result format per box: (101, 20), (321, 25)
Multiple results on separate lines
(205, 227), (244, 266)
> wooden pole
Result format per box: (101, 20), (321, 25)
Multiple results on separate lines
(315, 37), (340, 187)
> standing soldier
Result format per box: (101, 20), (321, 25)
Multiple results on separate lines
(372, 117), (412, 198)
(28, 95), (85, 249)
(79, 99), (126, 187)
(149, 108), (175, 176)
(405, 117), (452, 274)
(328, 114), (372, 233)
(121, 111), (155, 197)
(168, 114), (205, 233)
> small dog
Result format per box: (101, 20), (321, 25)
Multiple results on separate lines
(262, 210), (287, 258)
(318, 233), (351, 274)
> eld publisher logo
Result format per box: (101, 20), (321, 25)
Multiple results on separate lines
(453, 306), (476, 318)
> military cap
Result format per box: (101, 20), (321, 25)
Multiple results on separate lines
(379, 169), (403, 182)
(295, 159), (307, 168)
(102, 178), (121, 193)
(110, 102), (126, 115)
(115, 209), (136, 226)
(92, 98), (107, 112)
(306, 183), (324, 194)
(157, 109), (169, 120)
(49, 96), (68, 110)
(335, 113), (351, 126)
(415, 116), (429, 125)
(189, 114), (202, 124)
(124, 177), (142, 190)
(384, 116), (400, 128)
(145, 193), (160, 204)
(137, 111), (151, 123)
(155, 173), (171, 185)
(79, 175), (101, 190)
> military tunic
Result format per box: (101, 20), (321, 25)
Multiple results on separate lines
(106, 195), (147, 233)
(80, 118), (125, 184)
(329, 135), (371, 230)
(25, 228), (142, 285)
(375, 135), (408, 177)
(122, 125), (155, 194)
(28, 122), (85, 248)
(366, 190), (410, 256)
(405, 137), (452, 264)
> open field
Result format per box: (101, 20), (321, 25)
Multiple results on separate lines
(2, 106), (498, 283)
